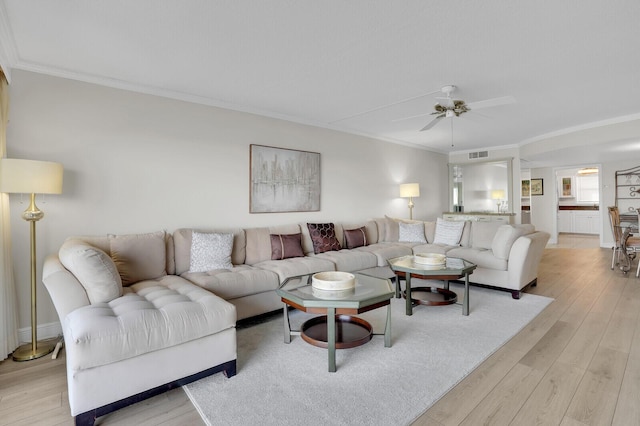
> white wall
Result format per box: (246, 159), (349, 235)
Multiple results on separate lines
(5, 71), (448, 331)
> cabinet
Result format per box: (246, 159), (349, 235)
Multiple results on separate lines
(443, 213), (514, 224)
(557, 211), (572, 233)
(557, 176), (575, 198)
(557, 210), (599, 234)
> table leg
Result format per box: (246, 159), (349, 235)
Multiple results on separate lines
(444, 279), (450, 291)
(384, 304), (392, 347)
(405, 273), (413, 316)
(463, 273), (470, 316)
(327, 308), (336, 372)
(283, 303), (291, 344)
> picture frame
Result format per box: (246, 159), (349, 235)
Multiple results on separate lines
(249, 144), (321, 213)
(521, 179), (530, 197)
(530, 178), (544, 196)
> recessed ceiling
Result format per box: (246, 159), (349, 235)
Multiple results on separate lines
(1, 1), (639, 163)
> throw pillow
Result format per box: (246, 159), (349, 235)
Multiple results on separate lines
(344, 227), (367, 249)
(109, 231), (167, 285)
(398, 222), (427, 243)
(432, 218), (465, 246)
(59, 239), (123, 304)
(189, 232), (234, 272)
(307, 223), (342, 254)
(270, 233), (304, 260)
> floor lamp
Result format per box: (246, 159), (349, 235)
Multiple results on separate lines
(399, 183), (420, 220)
(0, 158), (63, 361)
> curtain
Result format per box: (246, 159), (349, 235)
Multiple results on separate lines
(0, 68), (19, 360)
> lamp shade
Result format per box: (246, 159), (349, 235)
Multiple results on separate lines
(0, 158), (63, 194)
(491, 190), (505, 200)
(399, 183), (420, 198)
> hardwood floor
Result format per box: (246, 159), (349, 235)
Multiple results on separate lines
(2, 235), (638, 425)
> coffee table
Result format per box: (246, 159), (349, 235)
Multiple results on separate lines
(276, 273), (394, 372)
(388, 255), (476, 316)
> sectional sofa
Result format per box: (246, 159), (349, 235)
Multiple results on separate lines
(43, 216), (549, 425)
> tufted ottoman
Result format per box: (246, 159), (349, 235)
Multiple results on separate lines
(44, 256), (237, 426)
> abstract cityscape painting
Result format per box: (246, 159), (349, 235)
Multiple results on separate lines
(250, 145), (320, 213)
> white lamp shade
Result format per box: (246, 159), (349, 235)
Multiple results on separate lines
(399, 183), (420, 198)
(0, 158), (63, 194)
(491, 190), (505, 200)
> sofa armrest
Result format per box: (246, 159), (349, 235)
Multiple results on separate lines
(507, 231), (550, 287)
(43, 254), (90, 321)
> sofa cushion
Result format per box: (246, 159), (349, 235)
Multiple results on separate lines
(313, 249), (378, 272)
(245, 224), (301, 265)
(492, 225), (533, 260)
(471, 221), (504, 250)
(270, 233), (304, 260)
(182, 265), (280, 299)
(343, 226), (367, 249)
(190, 232), (234, 272)
(109, 231), (167, 286)
(399, 222), (427, 243)
(59, 239), (123, 304)
(433, 218), (465, 246)
(447, 247), (508, 271)
(307, 223), (342, 254)
(63, 275), (236, 371)
(254, 257), (336, 283)
(356, 242), (414, 267)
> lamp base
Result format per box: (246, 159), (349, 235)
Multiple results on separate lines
(12, 340), (56, 362)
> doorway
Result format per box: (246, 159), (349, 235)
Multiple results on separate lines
(555, 165), (601, 246)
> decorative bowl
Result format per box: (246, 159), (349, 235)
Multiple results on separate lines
(413, 253), (446, 266)
(312, 287), (355, 300)
(311, 271), (356, 291)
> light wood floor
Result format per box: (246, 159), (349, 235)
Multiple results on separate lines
(2, 235), (638, 426)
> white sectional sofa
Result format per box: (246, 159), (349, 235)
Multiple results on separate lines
(43, 216), (549, 425)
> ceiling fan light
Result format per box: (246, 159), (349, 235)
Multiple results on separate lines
(445, 110), (455, 118)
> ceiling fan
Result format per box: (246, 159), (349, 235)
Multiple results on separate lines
(393, 85), (516, 131)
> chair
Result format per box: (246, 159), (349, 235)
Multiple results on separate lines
(608, 206), (640, 272)
(637, 208), (640, 277)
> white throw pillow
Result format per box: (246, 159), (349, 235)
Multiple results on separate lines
(433, 218), (465, 246)
(59, 239), (123, 304)
(398, 222), (427, 243)
(190, 232), (234, 272)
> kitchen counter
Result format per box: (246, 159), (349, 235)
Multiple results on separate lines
(558, 205), (599, 211)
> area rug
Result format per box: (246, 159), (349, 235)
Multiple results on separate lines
(184, 282), (553, 426)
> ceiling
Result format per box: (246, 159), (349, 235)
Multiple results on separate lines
(1, 1), (640, 165)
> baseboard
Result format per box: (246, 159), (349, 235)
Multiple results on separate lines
(18, 321), (62, 344)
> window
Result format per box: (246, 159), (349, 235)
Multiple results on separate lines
(576, 175), (599, 203)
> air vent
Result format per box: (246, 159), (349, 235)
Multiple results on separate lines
(468, 151), (489, 159)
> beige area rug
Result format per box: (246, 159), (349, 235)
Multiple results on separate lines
(184, 281), (553, 426)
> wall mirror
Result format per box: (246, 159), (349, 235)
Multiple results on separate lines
(449, 158), (513, 213)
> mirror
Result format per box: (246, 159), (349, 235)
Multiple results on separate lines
(448, 158), (513, 213)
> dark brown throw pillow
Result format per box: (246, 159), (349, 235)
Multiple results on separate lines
(307, 223), (342, 254)
(344, 227), (367, 249)
(270, 233), (304, 260)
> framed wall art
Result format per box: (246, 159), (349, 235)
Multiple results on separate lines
(249, 144), (321, 213)
(521, 179), (530, 197)
(530, 178), (544, 196)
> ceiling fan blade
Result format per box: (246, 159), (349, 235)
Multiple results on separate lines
(466, 95), (516, 110)
(330, 89), (441, 123)
(391, 111), (432, 123)
(420, 116), (443, 131)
